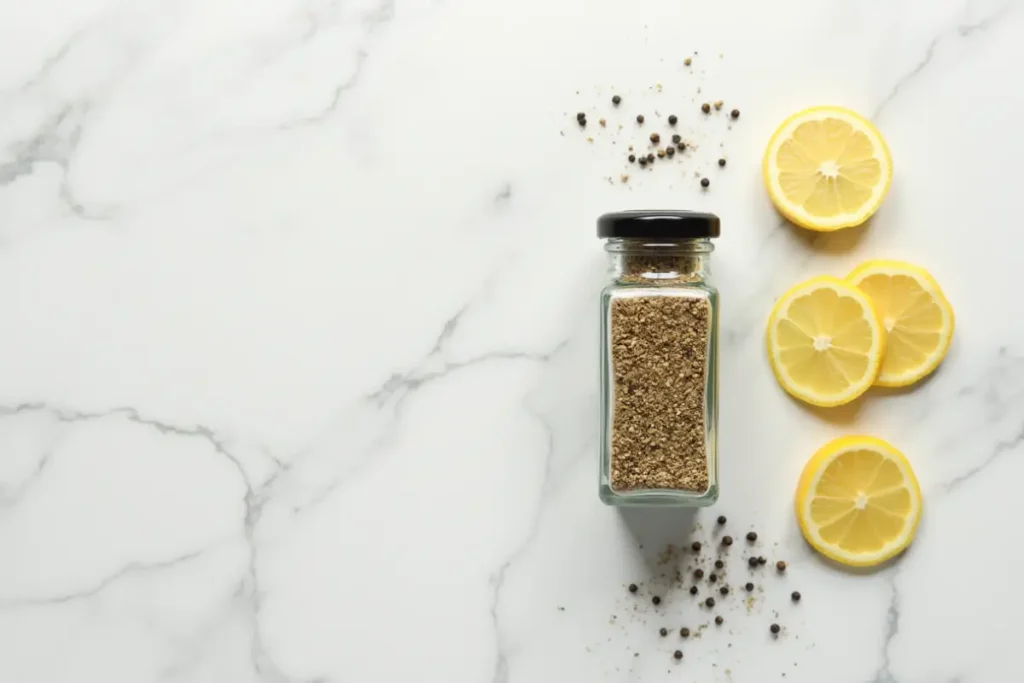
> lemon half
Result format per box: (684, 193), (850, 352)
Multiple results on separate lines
(764, 106), (893, 231)
(796, 435), (922, 567)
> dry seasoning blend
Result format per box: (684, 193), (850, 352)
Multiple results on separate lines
(598, 211), (720, 506)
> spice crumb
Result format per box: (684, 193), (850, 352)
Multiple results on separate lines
(684, 57), (692, 66)
(731, 108), (741, 119)
(652, 596), (662, 605)
(620, 174), (630, 183)
(714, 100), (724, 110)
(628, 583), (638, 593)
(701, 103), (711, 114)
(746, 532), (757, 542)
(715, 616), (724, 625)
(701, 177), (710, 188)
(599, 118), (607, 127)
(674, 650), (683, 660)
(791, 591), (801, 602)
(660, 627), (668, 637)
(637, 114), (645, 124)
(612, 95), (621, 105)
(776, 561), (787, 573)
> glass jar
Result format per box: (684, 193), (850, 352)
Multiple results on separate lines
(598, 211), (720, 507)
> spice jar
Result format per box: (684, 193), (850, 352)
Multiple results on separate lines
(598, 211), (720, 506)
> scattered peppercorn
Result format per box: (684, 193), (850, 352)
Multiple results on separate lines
(705, 597), (715, 608)
(628, 154), (636, 163)
(714, 560), (724, 570)
(748, 557), (759, 568)
(680, 627), (690, 638)
(745, 582), (754, 592)
(731, 109), (740, 119)
(722, 536), (733, 546)
(612, 95), (621, 106)
(709, 573), (717, 583)
(660, 627), (668, 637)
(650, 132), (660, 143)
(719, 586), (729, 596)
(715, 616), (724, 625)
(671, 134), (682, 144)
(718, 158), (727, 167)
(657, 149), (666, 158)
(628, 583), (638, 593)
(668, 114), (678, 125)
(776, 561), (787, 572)
(746, 532), (757, 542)
(701, 103), (711, 114)
(666, 146), (675, 157)
(636, 114), (645, 124)
(694, 568), (705, 579)
(576, 112), (586, 121)
(652, 596), (661, 605)
(689, 586), (698, 595)
(701, 178), (710, 188)
(646, 153), (655, 163)
(770, 623), (781, 635)
(639, 157), (647, 167)
(717, 515), (727, 525)
(791, 591), (801, 602)
(691, 542), (701, 552)
(599, 118), (606, 127)
(684, 57), (692, 66)
(677, 142), (686, 151)
(758, 556), (767, 565)
(674, 650), (683, 660)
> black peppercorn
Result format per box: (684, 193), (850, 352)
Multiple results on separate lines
(719, 586), (729, 596)
(705, 597), (715, 608)
(680, 627), (690, 638)
(660, 627), (668, 637)
(746, 532), (757, 542)
(731, 108), (740, 119)
(652, 596), (661, 605)
(628, 583), (638, 593)
(674, 650), (683, 660)
(709, 573), (717, 583)
(701, 178), (710, 188)
(666, 146), (675, 157)
(758, 556), (767, 565)
(636, 114), (645, 123)
(701, 103), (711, 114)
(576, 112), (586, 121)
(672, 134), (682, 144)
(715, 616), (724, 625)
(628, 154), (636, 163)
(676, 142), (686, 151)
(668, 114), (678, 125)
(639, 157), (647, 167)
(745, 582), (754, 592)
(776, 561), (787, 572)
(791, 591), (801, 602)
(612, 95), (621, 105)
(722, 536), (733, 546)
(718, 158), (727, 167)
(694, 569), (705, 579)
(650, 132), (660, 143)
(689, 585), (698, 595)
(748, 557), (759, 568)
(691, 542), (701, 552)
(714, 560), (724, 570)
(770, 623), (781, 635)
(717, 515), (727, 525)
(646, 153), (655, 163)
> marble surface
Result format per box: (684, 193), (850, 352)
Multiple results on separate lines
(2, 0), (1023, 681)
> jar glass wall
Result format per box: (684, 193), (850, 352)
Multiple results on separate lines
(597, 212), (720, 507)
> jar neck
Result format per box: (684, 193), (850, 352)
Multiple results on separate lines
(604, 238), (713, 283)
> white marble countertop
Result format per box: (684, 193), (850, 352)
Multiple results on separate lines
(2, 0), (1023, 681)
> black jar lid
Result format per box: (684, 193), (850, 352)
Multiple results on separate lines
(597, 210), (720, 239)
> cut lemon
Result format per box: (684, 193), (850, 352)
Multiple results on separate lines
(847, 260), (955, 387)
(766, 276), (885, 407)
(763, 106), (893, 231)
(796, 435), (922, 567)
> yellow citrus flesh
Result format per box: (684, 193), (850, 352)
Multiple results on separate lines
(847, 260), (955, 387)
(796, 435), (922, 567)
(763, 106), (893, 231)
(766, 276), (886, 407)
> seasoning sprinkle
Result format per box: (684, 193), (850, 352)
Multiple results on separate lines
(677, 142), (686, 151)
(637, 114), (645, 124)
(731, 109), (741, 119)
(791, 591), (801, 602)
(748, 557), (759, 568)
(709, 573), (717, 583)
(746, 532), (757, 542)
(692, 542), (702, 552)
(745, 582), (754, 592)
(714, 560), (724, 570)
(719, 586), (729, 596)
(652, 596), (661, 605)
(628, 154), (636, 163)
(671, 134), (682, 144)
(705, 597), (715, 608)
(758, 556), (767, 565)
(660, 627), (669, 637)
(701, 103), (711, 114)
(646, 153), (655, 163)
(717, 515), (727, 525)
(650, 132), (660, 143)
(689, 585), (698, 595)
(776, 561), (787, 573)
(715, 616), (724, 625)
(666, 146), (675, 157)
(674, 650), (683, 660)
(628, 583), (638, 593)
(576, 112), (586, 122)
(701, 178), (710, 188)
(612, 95), (622, 106)
(639, 157), (647, 167)
(722, 536), (733, 546)
(668, 114), (678, 125)
(657, 149), (666, 158)
(714, 100), (724, 111)
(684, 57), (692, 66)
(718, 158), (727, 167)
(694, 568), (705, 579)
(680, 627), (690, 638)
(770, 623), (781, 635)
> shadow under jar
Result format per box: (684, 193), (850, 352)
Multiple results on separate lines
(598, 211), (720, 507)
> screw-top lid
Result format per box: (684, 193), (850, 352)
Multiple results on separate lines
(597, 210), (721, 239)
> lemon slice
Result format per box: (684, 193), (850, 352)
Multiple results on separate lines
(847, 260), (955, 387)
(766, 276), (886, 407)
(763, 106), (893, 231)
(796, 435), (922, 567)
